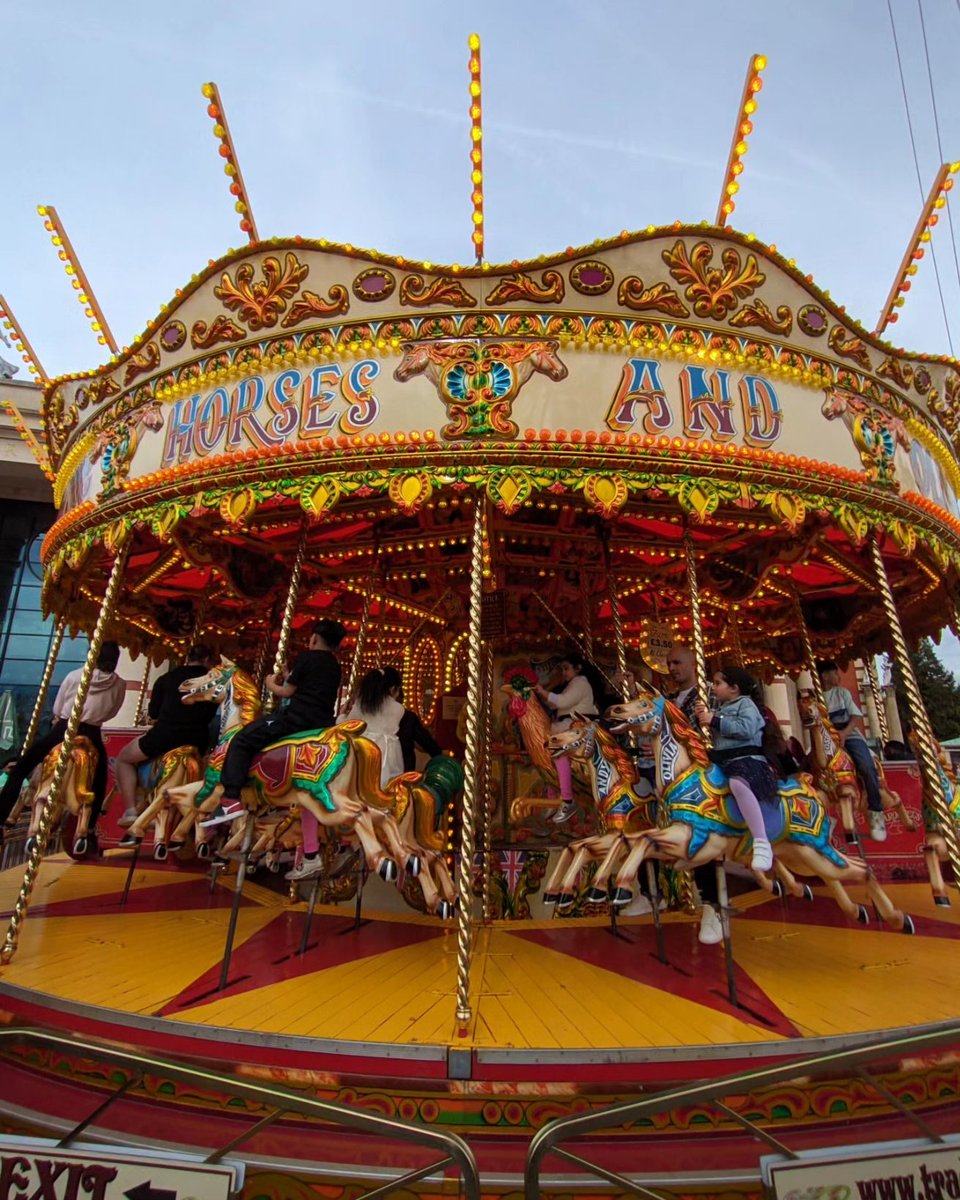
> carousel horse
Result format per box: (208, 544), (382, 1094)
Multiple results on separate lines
(606, 692), (915, 933)
(521, 716), (655, 909)
(797, 691), (912, 839)
(389, 755), (464, 917)
(160, 660), (460, 914)
(26, 735), (98, 856)
(500, 665), (589, 819)
(107, 745), (205, 860)
(909, 730), (960, 906)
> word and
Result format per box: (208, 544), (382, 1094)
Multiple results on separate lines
(606, 358), (783, 446)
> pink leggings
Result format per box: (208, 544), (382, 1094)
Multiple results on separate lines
(301, 809), (320, 855)
(727, 776), (766, 842)
(555, 753), (573, 801)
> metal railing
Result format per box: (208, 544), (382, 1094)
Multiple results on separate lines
(0, 1029), (480, 1200)
(525, 1021), (960, 1199)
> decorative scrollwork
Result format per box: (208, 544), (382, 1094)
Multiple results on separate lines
(485, 270), (565, 304)
(877, 356), (913, 390)
(122, 342), (161, 385)
(214, 252), (310, 330)
(827, 324), (872, 369)
(729, 297), (793, 336)
(399, 274), (477, 308)
(661, 239), (765, 319)
(617, 277), (690, 317)
(190, 315), (247, 349)
(280, 285), (350, 327)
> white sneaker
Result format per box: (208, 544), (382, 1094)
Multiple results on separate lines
(551, 801), (577, 824)
(699, 905), (724, 944)
(117, 808), (139, 828)
(751, 837), (774, 871)
(286, 857), (324, 881)
(200, 800), (245, 828)
(621, 893), (653, 917)
(868, 811), (888, 842)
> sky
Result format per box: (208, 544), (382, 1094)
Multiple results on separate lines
(3, 0), (960, 670)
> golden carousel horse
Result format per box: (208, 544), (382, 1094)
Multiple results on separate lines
(797, 691), (912, 839)
(606, 691), (915, 934)
(107, 744), (205, 860)
(514, 716), (655, 909)
(500, 664), (589, 820)
(26, 736), (99, 857)
(159, 659), (455, 915)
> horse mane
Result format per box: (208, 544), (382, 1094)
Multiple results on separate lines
(594, 724), (638, 785)
(350, 730), (395, 806)
(662, 697), (711, 769)
(229, 668), (263, 723)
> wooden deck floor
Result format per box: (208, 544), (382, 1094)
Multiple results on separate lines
(0, 856), (957, 1052)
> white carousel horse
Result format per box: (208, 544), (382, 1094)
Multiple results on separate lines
(517, 715), (655, 909)
(606, 692), (914, 934)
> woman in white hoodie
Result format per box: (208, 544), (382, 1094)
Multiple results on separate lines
(0, 641), (125, 840)
(348, 667), (406, 787)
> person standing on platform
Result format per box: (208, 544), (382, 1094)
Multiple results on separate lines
(113, 644), (218, 827)
(202, 618), (347, 830)
(0, 641), (125, 844)
(816, 659), (887, 842)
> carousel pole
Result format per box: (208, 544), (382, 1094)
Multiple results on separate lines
(133, 656), (152, 726)
(481, 641), (496, 922)
(580, 571), (594, 660)
(726, 610), (744, 668)
(455, 496), (486, 1026)
(252, 614), (274, 693)
(264, 521), (308, 714)
(344, 582), (374, 714)
(683, 532), (710, 705)
(791, 585), (828, 711)
(18, 616), (66, 755)
(684, 530), (731, 984)
(2, 536), (130, 964)
(869, 536), (960, 884)
(865, 656), (890, 747)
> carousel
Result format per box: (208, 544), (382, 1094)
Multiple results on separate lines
(0, 46), (959, 1200)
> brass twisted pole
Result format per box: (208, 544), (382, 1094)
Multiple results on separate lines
(580, 571), (593, 660)
(19, 617), (66, 754)
(481, 641), (496, 922)
(2, 537), (130, 964)
(252, 612), (274, 693)
(344, 582), (374, 714)
(683, 532), (709, 705)
(133, 655), (152, 725)
(726, 610), (744, 668)
(455, 497), (486, 1024)
(865, 656), (890, 746)
(265, 522), (309, 714)
(869, 536), (960, 883)
(791, 584), (827, 711)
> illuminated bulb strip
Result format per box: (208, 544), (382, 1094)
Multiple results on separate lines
(715, 53), (767, 226)
(340, 581), (445, 624)
(36, 206), (119, 354)
(0, 294), (47, 380)
(0, 399), (54, 480)
(201, 82), (259, 245)
(874, 162), (959, 335)
(468, 33), (484, 264)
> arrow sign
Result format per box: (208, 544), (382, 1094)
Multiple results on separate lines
(125, 1183), (178, 1200)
